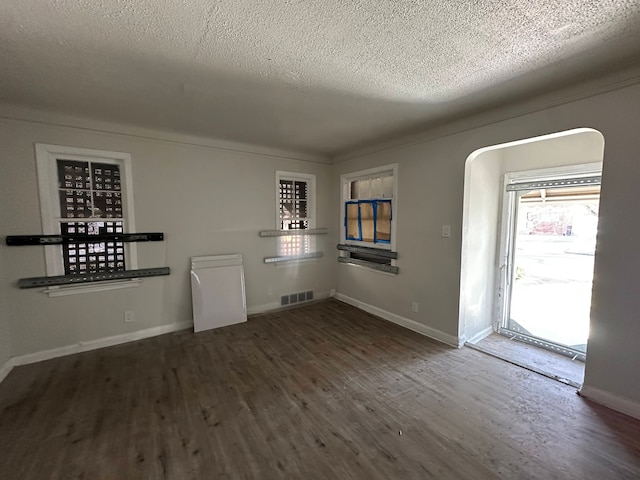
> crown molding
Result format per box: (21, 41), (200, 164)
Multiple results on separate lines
(0, 104), (331, 165)
(332, 66), (640, 164)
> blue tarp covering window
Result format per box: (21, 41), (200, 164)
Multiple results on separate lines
(345, 199), (391, 244)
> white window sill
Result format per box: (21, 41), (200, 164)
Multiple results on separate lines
(43, 279), (142, 297)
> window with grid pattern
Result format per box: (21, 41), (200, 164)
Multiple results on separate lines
(36, 144), (137, 286)
(56, 158), (126, 274)
(276, 171), (315, 257)
(279, 179), (309, 230)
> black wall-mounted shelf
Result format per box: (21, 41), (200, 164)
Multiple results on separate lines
(6, 231), (170, 288)
(6, 232), (164, 246)
(337, 244), (399, 274)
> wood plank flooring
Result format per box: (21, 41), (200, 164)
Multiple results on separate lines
(1, 299), (639, 479)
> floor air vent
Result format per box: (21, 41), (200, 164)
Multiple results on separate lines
(281, 290), (313, 306)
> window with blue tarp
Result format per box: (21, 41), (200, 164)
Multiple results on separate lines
(345, 199), (392, 244)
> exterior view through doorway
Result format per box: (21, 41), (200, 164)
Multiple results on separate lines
(499, 167), (602, 360)
(460, 128), (605, 387)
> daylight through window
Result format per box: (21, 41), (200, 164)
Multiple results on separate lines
(57, 159), (126, 274)
(342, 167), (396, 248)
(276, 172), (315, 257)
(36, 144), (137, 282)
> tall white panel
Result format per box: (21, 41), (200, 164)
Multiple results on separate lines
(190, 254), (247, 333)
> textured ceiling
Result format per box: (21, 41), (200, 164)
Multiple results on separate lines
(1, 1), (640, 157)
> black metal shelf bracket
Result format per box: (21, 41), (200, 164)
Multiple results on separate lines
(7, 231), (169, 288)
(337, 244), (399, 274)
(6, 232), (164, 246)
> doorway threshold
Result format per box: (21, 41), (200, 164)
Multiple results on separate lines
(466, 333), (584, 388)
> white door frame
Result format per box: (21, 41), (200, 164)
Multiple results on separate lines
(496, 163), (602, 348)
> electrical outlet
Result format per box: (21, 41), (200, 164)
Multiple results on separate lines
(442, 225), (451, 238)
(330, 288), (336, 297)
(267, 287), (274, 297)
(411, 302), (419, 313)
(124, 310), (135, 323)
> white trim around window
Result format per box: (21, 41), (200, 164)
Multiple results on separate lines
(35, 143), (139, 296)
(340, 164), (398, 252)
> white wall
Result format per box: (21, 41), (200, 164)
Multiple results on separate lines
(460, 148), (503, 343)
(334, 136), (467, 342)
(0, 116), (336, 358)
(334, 81), (640, 411)
(3, 81), (640, 418)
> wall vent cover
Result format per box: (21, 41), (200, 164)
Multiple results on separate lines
(280, 290), (314, 306)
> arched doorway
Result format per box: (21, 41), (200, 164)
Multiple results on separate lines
(459, 128), (605, 386)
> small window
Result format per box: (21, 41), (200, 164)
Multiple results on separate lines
(36, 144), (137, 289)
(341, 165), (397, 249)
(276, 171), (316, 257)
(279, 177), (310, 231)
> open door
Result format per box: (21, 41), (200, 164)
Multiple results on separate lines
(499, 169), (601, 359)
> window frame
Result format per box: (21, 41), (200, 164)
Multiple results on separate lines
(275, 171), (316, 259)
(341, 164), (398, 252)
(35, 143), (139, 296)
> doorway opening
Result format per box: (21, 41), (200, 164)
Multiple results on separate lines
(501, 172), (600, 359)
(459, 128), (605, 387)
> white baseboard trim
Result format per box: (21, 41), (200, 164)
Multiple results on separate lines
(335, 293), (462, 348)
(11, 321), (193, 368)
(0, 358), (15, 384)
(466, 325), (494, 345)
(578, 385), (640, 420)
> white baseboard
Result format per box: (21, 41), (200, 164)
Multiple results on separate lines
(335, 293), (463, 348)
(0, 358), (15, 384)
(578, 385), (640, 420)
(466, 325), (494, 345)
(11, 321), (193, 368)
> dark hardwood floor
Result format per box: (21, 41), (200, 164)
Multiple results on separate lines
(1, 299), (639, 479)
